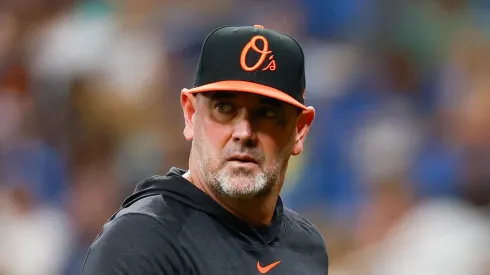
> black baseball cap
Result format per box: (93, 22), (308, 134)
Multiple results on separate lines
(187, 25), (307, 110)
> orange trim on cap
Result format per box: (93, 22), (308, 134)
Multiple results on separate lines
(254, 25), (264, 28)
(187, 80), (306, 110)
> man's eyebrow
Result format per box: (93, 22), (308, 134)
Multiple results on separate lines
(259, 97), (283, 107)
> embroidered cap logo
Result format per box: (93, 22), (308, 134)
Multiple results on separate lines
(240, 35), (276, 72)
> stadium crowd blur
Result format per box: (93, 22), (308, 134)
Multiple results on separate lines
(0, 0), (489, 274)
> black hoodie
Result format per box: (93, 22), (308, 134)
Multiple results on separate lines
(81, 167), (329, 275)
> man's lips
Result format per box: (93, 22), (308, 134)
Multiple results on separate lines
(227, 154), (258, 164)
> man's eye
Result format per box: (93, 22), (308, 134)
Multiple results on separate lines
(216, 103), (233, 113)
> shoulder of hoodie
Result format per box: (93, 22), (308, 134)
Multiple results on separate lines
(282, 207), (329, 255)
(105, 175), (191, 237)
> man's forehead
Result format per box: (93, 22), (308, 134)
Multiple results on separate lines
(204, 91), (283, 106)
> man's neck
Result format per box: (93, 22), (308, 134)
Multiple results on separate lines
(183, 170), (279, 227)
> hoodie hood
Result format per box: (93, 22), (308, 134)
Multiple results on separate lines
(120, 168), (208, 214)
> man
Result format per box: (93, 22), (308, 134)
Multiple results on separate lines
(81, 24), (328, 275)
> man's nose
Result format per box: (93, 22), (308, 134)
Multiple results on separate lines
(231, 115), (257, 146)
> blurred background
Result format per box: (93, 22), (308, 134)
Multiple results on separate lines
(0, 0), (489, 274)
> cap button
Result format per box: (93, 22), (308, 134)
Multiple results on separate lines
(254, 25), (264, 29)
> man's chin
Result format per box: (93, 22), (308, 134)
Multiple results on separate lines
(217, 179), (271, 199)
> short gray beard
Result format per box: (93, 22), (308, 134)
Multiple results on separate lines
(196, 151), (283, 199)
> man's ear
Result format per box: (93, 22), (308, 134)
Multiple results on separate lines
(181, 89), (197, 141)
(292, 106), (315, 156)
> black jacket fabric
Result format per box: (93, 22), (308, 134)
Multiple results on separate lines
(81, 167), (329, 274)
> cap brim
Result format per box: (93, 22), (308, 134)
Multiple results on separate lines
(187, 80), (307, 110)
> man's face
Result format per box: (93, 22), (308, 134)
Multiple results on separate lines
(183, 91), (311, 199)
